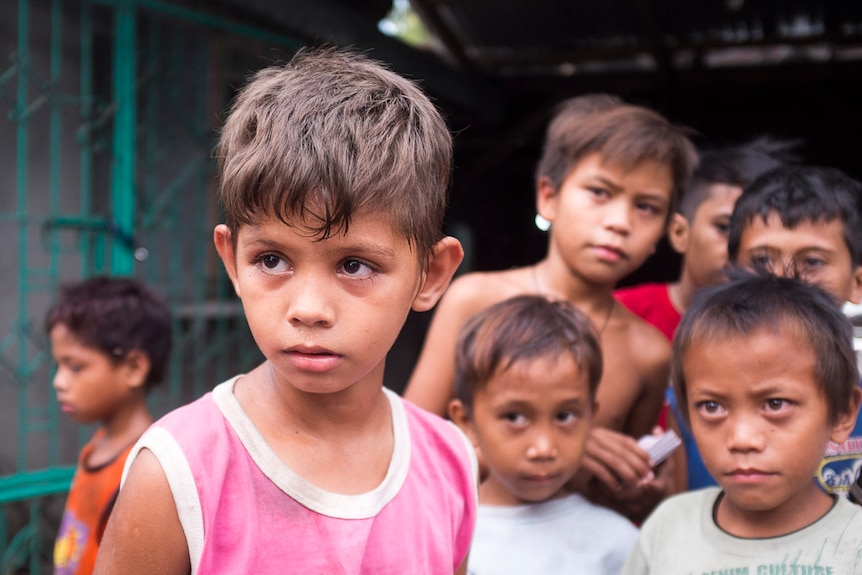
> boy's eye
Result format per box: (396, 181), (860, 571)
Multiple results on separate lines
(587, 186), (610, 198)
(637, 203), (662, 217)
(55, 359), (84, 374)
(502, 412), (528, 426)
(799, 256), (825, 270)
(339, 259), (374, 279)
(747, 253), (774, 269)
(764, 398), (791, 413)
(695, 400), (726, 418)
(556, 411), (578, 424)
(714, 221), (730, 235)
(256, 253), (289, 273)
(64, 362), (84, 374)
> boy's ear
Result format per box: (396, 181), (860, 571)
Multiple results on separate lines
(536, 176), (558, 223)
(413, 236), (464, 312)
(122, 350), (151, 391)
(667, 213), (690, 255)
(847, 264), (862, 304)
(448, 399), (478, 446)
(213, 224), (241, 297)
(831, 386), (862, 444)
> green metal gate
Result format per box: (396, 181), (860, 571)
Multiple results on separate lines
(0, 1), (302, 571)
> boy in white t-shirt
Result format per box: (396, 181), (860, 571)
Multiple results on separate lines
(449, 295), (638, 575)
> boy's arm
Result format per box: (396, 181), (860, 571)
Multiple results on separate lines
(94, 448), (190, 575)
(573, 330), (675, 520)
(577, 327), (672, 489)
(623, 332), (671, 439)
(404, 276), (485, 416)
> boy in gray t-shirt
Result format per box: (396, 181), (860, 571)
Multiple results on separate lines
(623, 272), (862, 574)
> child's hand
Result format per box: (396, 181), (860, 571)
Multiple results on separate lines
(591, 454), (676, 523)
(567, 426), (676, 523)
(577, 427), (654, 492)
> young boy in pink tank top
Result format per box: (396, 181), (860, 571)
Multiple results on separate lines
(94, 47), (476, 575)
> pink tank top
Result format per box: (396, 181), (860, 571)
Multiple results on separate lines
(125, 378), (477, 574)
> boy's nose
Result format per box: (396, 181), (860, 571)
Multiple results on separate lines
(603, 200), (632, 235)
(726, 414), (767, 453)
(526, 428), (558, 460)
(287, 272), (336, 327)
(52, 370), (66, 391)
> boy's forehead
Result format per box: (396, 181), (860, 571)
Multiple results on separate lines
(691, 184), (742, 219)
(739, 213), (849, 254)
(704, 183), (742, 207)
(573, 153), (673, 194)
(481, 354), (592, 398)
(236, 212), (416, 252)
(683, 324), (818, 388)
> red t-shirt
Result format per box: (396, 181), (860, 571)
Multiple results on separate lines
(614, 282), (681, 343)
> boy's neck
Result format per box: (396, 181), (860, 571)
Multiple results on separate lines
(713, 485), (836, 539)
(533, 259), (617, 321)
(234, 363), (395, 494)
(239, 362), (391, 435)
(666, 279), (692, 315)
(91, 398), (153, 466)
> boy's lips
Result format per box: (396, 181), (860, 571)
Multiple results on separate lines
(521, 470), (561, 484)
(724, 467), (776, 484)
(591, 244), (626, 263)
(283, 346), (343, 372)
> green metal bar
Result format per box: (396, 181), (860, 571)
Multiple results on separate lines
(0, 468), (76, 504)
(110, 0), (137, 275)
(16, 0), (31, 473)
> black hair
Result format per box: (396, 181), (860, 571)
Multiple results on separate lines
(727, 165), (862, 266)
(677, 137), (798, 220)
(45, 276), (172, 389)
(672, 270), (858, 426)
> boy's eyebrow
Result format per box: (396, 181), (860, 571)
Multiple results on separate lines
(589, 175), (671, 203)
(586, 175), (623, 193)
(241, 234), (400, 259)
(491, 396), (589, 410)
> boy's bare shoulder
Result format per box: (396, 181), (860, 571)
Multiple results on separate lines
(441, 267), (534, 312)
(614, 303), (672, 371)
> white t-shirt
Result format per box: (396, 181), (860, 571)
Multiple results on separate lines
(468, 492), (639, 575)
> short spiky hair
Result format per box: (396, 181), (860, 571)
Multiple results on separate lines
(453, 295), (603, 412)
(672, 271), (859, 426)
(44, 276), (173, 390)
(216, 47), (453, 263)
(727, 165), (862, 266)
(535, 94), (698, 215)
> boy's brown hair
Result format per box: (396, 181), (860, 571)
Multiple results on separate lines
(453, 295), (603, 412)
(536, 94), (698, 215)
(216, 47), (453, 262)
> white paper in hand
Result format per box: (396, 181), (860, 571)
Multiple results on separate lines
(637, 429), (682, 466)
